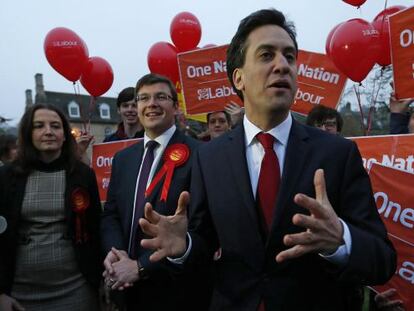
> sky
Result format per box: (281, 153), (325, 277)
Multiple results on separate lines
(1, 0), (412, 125)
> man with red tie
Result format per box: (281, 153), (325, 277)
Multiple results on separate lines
(139, 9), (396, 311)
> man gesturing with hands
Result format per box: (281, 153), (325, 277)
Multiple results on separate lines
(140, 9), (396, 311)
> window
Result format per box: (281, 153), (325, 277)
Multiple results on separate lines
(99, 103), (110, 119)
(68, 101), (80, 118)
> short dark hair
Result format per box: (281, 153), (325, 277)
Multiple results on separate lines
(116, 87), (135, 108)
(227, 8), (298, 101)
(0, 134), (17, 162)
(15, 104), (77, 174)
(306, 105), (343, 132)
(207, 110), (231, 125)
(135, 73), (178, 107)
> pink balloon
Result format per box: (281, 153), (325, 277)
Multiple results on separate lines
(342, 0), (367, 7)
(372, 5), (406, 66)
(330, 18), (380, 83)
(44, 27), (89, 82)
(170, 12), (202, 52)
(80, 57), (114, 97)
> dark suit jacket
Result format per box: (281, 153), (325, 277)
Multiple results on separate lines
(101, 129), (211, 311)
(0, 159), (102, 295)
(187, 120), (396, 311)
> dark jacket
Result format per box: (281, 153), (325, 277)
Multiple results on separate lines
(0, 158), (102, 295)
(187, 120), (396, 311)
(103, 122), (144, 142)
(390, 112), (410, 134)
(101, 129), (212, 311)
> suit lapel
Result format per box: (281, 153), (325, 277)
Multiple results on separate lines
(226, 125), (258, 227)
(124, 143), (144, 225)
(270, 120), (310, 232)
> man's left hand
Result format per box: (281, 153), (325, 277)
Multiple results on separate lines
(276, 169), (344, 263)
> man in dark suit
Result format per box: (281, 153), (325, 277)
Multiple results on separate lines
(101, 73), (210, 310)
(139, 9), (396, 311)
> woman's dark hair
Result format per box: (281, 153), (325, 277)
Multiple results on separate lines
(0, 134), (17, 162)
(226, 8), (298, 101)
(15, 103), (77, 174)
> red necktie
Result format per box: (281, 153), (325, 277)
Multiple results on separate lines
(256, 132), (280, 230)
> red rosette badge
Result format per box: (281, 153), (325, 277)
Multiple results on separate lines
(71, 187), (90, 243)
(145, 143), (190, 201)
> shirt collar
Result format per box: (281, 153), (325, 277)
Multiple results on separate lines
(144, 125), (176, 149)
(243, 113), (292, 147)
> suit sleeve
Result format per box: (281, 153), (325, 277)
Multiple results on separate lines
(101, 153), (128, 254)
(337, 142), (397, 285)
(186, 149), (219, 267)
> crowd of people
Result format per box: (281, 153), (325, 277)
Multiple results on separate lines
(0, 7), (411, 311)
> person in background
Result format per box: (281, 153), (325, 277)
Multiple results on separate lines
(0, 134), (17, 166)
(0, 104), (102, 311)
(77, 87), (145, 164)
(389, 83), (414, 134)
(103, 87), (145, 142)
(306, 104), (343, 134)
(224, 101), (245, 128)
(199, 110), (232, 141)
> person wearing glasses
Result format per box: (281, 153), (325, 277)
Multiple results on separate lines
(306, 104), (343, 135)
(100, 73), (211, 311)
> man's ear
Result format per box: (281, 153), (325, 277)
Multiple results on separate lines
(233, 68), (244, 92)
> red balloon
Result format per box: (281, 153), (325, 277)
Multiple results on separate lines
(80, 57), (114, 97)
(325, 23), (343, 57)
(147, 41), (179, 83)
(44, 27), (89, 82)
(342, 0), (367, 7)
(170, 12), (202, 52)
(372, 5), (406, 66)
(330, 18), (380, 83)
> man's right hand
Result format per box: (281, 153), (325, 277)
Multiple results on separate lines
(139, 191), (189, 262)
(0, 294), (25, 311)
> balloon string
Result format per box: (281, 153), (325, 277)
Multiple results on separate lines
(354, 84), (367, 135)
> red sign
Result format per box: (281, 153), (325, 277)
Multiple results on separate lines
(293, 50), (347, 115)
(390, 6), (414, 99)
(369, 163), (414, 311)
(91, 139), (142, 201)
(178, 45), (242, 115)
(350, 134), (414, 172)
(178, 46), (346, 116)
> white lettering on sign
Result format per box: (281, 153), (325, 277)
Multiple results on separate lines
(213, 60), (227, 73)
(295, 89), (324, 104)
(96, 156), (113, 168)
(197, 85), (237, 100)
(186, 65), (212, 78)
(297, 64), (340, 84)
(399, 260), (414, 284)
(374, 191), (414, 229)
(53, 40), (78, 47)
(400, 29), (414, 48)
(362, 155), (414, 172)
